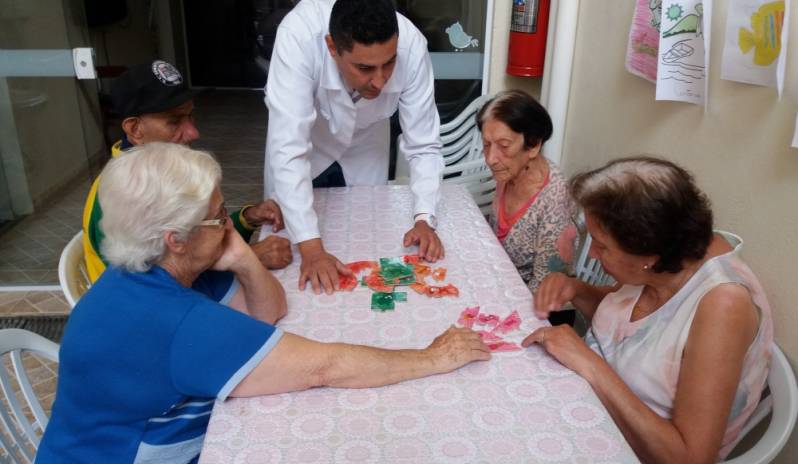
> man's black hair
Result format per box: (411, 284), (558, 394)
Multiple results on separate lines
(329, 0), (398, 53)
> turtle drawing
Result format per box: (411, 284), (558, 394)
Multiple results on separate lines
(445, 21), (479, 50)
(662, 3), (704, 38)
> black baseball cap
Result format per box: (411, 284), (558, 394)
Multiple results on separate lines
(110, 60), (201, 118)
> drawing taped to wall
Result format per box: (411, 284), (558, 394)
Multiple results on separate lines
(656, 0), (713, 106)
(721, 0), (788, 88)
(626, 0), (662, 82)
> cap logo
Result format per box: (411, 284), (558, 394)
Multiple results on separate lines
(151, 60), (183, 86)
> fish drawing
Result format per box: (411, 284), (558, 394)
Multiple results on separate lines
(739, 1), (784, 66)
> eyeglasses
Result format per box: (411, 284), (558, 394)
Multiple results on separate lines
(198, 217), (227, 227)
(198, 204), (228, 228)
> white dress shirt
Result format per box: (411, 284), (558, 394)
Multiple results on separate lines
(264, 0), (443, 244)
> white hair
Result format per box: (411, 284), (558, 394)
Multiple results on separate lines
(98, 142), (221, 272)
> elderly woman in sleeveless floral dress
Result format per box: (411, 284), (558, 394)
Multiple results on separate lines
(477, 90), (577, 324)
(526, 156), (773, 462)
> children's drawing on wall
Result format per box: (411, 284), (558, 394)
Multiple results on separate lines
(656, 0), (713, 106)
(721, 0), (788, 89)
(445, 22), (479, 51)
(626, 0), (662, 82)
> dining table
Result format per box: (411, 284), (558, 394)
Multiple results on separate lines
(199, 184), (639, 463)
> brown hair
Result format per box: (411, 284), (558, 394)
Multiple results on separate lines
(476, 90), (553, 150)
(570, 156), (713, 273)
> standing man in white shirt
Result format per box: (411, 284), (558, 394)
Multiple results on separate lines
(265, 0), (445, 294)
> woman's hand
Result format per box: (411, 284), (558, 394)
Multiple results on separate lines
(426, 326), (491, 372)
(522, 325), (601, 379)
(533, 272), (579, 319)
(212, 225), (257, 273)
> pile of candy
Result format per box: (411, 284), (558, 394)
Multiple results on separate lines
(338, 255), (459, 311)
(457, 306), (523, 352)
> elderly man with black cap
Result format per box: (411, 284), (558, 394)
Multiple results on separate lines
(82, 60), (292, 288)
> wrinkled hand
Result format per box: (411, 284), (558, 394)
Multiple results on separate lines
(533, 272), (578, 319)
(522, 325), (601, 378)
(244, 199), (284, 232)
(251, 235), (292, 269)
(426, 326), (491, 372)
(298, 239), (353, 295)
(211, 223), (256, 273)
(403, 221), (444, 262)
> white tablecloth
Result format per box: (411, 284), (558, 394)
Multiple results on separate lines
(200, 185), (638, 463)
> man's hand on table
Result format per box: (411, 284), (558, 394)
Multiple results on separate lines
(251, 235), (292, 269)
(243, 199), (285, 232)
(426, 326), (491, 372)
(403, 220), (444, 262)
(298, 238), (354, 295)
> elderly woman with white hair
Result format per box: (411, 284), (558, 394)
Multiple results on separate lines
(38, 143), (490, 463)
(524, 156), (773, 462)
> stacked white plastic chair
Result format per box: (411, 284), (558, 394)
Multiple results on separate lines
(724, 344), (798, 463)
(394, 95), (495, 214)
(0, 329), (59, 463)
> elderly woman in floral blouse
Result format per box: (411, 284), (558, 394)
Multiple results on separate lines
(477, 90), (577, 322)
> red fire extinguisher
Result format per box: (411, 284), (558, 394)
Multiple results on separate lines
(507, 0), (551, 77)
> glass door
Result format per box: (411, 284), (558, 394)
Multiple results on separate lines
(396, 0), (489, 122)
(0, 0), (100, 288)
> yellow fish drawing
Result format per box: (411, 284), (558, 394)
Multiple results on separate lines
(739, 1), (785, 66)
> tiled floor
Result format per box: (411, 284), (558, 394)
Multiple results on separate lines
(0, 91), (268, 437)
(0, 89), (267, 287)
(0, 184), (89, 285)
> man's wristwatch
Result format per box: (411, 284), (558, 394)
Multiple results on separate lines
(414, 213), (437, 230)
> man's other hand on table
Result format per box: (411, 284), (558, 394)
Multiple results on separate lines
(298, 238), (354, 295)
(403, 220), (444, 262)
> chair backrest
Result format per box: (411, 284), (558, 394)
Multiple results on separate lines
(572, 213), (614, 287)
(437, 95), (495, 215)
(57, 231), (91, 308)
(724, 344), (798, 463)
(394, 96), (495, 214)
(439, 94), (490, 167)
(0, 329), (59, 463)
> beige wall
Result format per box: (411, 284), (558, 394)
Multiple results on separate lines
(487, 0), (543, 98)
(488, 1), (797, 460)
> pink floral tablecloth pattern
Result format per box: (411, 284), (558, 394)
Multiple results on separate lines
(200, 185), (638, 463)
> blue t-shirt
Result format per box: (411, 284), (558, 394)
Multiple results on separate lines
(36, 266), (283, 463)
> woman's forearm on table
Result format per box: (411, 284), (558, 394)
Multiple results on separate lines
(317, 343), (440, 388)
(232, 335), (442, 397)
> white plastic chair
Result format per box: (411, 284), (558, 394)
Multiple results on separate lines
(394, 95), (495, 214)
(57, 231), (91, 308)
(724, 344), (798, 463)
(572, 213), (614, 286)
(0, 328), (59, 463)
